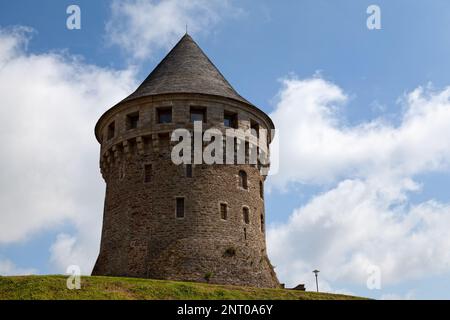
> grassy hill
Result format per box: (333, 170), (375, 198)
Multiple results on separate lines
(0, 275), (366, 300)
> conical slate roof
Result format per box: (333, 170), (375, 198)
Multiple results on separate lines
(123, 34), (251, 105)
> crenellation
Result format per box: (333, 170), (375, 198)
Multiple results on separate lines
(122, 140), (130, 158)
(136, 136), (144, 156)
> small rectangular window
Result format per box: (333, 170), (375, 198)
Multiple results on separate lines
(157, 108), (172, 124)
(126, 112), (139, 130)
(250, 119), (260, 137)
(190, 107), (206, 123)
(186, 164), (193, 178)
(220, 203), (228, 220)
(176, 197), (185, 218)
(224, 111), (238, 128)
(144, 164), (152, 183)
(107, 121), (115, 140)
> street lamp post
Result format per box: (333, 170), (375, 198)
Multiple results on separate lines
(313, 270), (320, 292)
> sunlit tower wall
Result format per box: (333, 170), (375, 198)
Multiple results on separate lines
(92, 35), (279, 288)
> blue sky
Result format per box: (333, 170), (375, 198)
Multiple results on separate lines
(1, 0), (450, 299)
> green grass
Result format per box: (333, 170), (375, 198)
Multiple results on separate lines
(0, 275), (366, 300)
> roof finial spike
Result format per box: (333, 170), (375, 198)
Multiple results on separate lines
(185, 23), (188, 35)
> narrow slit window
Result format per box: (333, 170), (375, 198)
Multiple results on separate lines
(176, 197), (185, 218)
(220, 203), (228, 220)
(144, 164), (152, 183)
(260, 213), (265, 233)
(260, 180), (264, 199)
(186, 164), (193, 178)
(243, 207), (250, 224)
(245, 141), (250, 160)
(239, 170), (248, 190)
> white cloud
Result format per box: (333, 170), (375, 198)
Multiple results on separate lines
(0, 27), (136, 273)
(267, 76), (450, 293)
(268, 178), (450, 289)
(49, 233), (96, 275)
(106, 0), (238, 61)
(0, 258), (37, 276)
(269, 77), (450, 188)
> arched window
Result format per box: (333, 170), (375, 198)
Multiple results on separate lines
(239, 170), (248, 190)
(243, 207), (250, 224)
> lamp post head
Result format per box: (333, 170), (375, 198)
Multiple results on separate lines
(313, 269), (320, 275)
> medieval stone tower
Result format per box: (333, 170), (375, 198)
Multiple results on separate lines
(92, 34), (279, 288)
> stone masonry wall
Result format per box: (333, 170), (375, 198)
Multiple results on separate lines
(92, 94), (279, 288)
